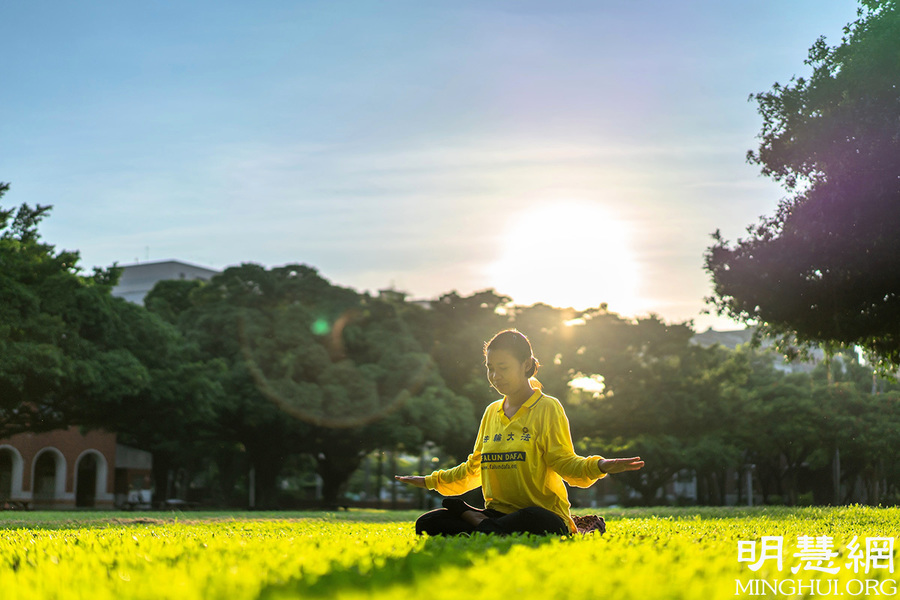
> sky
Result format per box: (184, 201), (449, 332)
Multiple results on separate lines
(1, 0), (863, 330)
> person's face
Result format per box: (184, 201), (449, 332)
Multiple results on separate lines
(485, 349), (529, 396)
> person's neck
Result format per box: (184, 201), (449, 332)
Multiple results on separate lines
(504, 385), (535, 415)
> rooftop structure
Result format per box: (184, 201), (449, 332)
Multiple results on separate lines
(112, 260), (219, 305)
(691, 327), (824, 373)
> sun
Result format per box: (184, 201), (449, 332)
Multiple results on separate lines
(486, 201), (644, 315)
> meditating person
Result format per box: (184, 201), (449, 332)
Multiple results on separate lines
(396, 329), (644, 536)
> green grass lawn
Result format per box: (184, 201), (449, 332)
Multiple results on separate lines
(1, 506), (897, 599)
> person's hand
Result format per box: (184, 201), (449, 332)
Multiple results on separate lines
(598, 456), (644, 475)
(394, 475), (427, 489)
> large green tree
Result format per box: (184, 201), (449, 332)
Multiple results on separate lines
(705, 1), (900, 368)
(405, 289), (513, 460)
(147, 263), (472, 507)
(0, 189), (124, 433)
(573, 315), (743, 504)
(0, 184), (216, 500)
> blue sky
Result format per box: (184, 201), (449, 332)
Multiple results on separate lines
(1, 1), (862, 329)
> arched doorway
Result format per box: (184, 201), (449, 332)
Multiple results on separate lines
(75, 453), (98, 507)
(34, 452), (59, 503)
(0, 449), (12, 501)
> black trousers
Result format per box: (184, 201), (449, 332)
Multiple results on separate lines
(415, 505), (569, 536)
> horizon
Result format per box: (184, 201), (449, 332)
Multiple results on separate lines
(108, 255), (752, 332)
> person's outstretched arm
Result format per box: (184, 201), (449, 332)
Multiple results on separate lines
(543, 398), (644, 486)
(597, 457), (645, 475)
(396, 406), (489, 495)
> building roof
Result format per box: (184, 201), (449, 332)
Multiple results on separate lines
(690, 327), (756, 350)
(112, 260), (219, 305)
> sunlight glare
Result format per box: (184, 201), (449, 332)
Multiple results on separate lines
(486, 201), (643, 314)
(569, 374), (606, 395)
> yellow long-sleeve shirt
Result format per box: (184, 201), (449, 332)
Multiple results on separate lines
(424, 389), (606, 534)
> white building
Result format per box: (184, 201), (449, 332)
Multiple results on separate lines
(691, 327), (823, 374)
(112, 260), (219, 304)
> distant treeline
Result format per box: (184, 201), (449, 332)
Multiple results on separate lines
(3, 190), (900, 508)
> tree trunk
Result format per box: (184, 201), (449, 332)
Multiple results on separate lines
(316, 452), (363, 509)
(832, 447), (841, 506)
(784, 466), (797, 505)
(389, 450), (398, 509)
(714, 469), (725, 505)
(251, 457), (282, 509)
(151, 452), (173, 506)
(625, 470), (673, 506)
(697, 473), (709, 505)
(375, 451), (384, 507)
(214, 448), (244, 507)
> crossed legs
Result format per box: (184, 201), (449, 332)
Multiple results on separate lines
(415, 499), (569, 536)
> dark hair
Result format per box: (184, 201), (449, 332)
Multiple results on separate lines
(484, 329), (540, 378)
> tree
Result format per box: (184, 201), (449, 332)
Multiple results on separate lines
(408, 289), (512, 460)
(1, 187), (139, 432)
(576, 315), (744, 504)
(1, 191), (115, 433)
(0, 184), (217, 502)
(705, 1), (900, 369)
(147, 263), (473, 507)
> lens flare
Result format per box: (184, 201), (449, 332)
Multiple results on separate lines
(238, 313), (431, 429)
(310, 319), (331, 336)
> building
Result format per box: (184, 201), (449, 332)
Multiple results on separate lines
(112, 260), (219, 305)
(690, 327), (755, 350)
(0, 428), (152, 509)
(691, 327), (824, 374)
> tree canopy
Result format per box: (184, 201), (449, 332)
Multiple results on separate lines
(146, 263), (474, 507)
(705, 0), (900, 368)
(0, 183), (217, 476)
